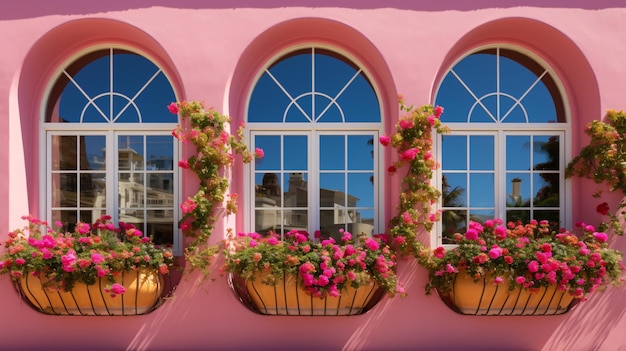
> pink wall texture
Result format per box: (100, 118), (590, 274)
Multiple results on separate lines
(0, 1), (625, 350)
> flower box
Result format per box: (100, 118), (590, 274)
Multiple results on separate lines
(231, 272), (382, 316)
(437, 272), (578, 316)
(19, 269), (164, 316)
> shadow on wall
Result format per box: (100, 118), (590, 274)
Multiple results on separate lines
(2, 0), (624, 20)
(542, 284), (626, 351)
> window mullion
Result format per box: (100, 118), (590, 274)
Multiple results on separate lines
(109, 131), (117, 222)
(310, 131), (318, 236)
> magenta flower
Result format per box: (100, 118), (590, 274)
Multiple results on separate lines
(400, 148), (419, 161)
(593, 232), (608, 243)
(465, 229), (479, 240)
(91, 253), (104, 264)
(379, 135), (391, 146)
(111, 283), (126, 295)
(255, 147), (265, 158)
(493, 276), (504, 284)
(178, 159), (190, 169)
(167, 102), (179, 114)
(364, 238), (379, 251)
(399, 119), (414, 130)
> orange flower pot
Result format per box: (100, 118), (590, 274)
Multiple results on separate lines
(439, 272), (577, 316)
(19, 269), (164, 316)
(240, 272), (381, 316)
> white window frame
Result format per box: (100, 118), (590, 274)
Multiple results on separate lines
(40, 47), (181, 254)
(433, 45), (572, 248)
(244, 45), (385, 237)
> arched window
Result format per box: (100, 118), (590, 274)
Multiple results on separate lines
(435, 47), (568, 244)
(247, 47), (383, 239)
(43, 48), (180, 251)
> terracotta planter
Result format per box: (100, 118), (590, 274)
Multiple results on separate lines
(438, 272), (578, 316)
(19, 269), (164, 316)
(233, 272), (381, 316)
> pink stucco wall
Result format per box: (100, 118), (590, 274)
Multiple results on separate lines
(1, 1), (625, 350)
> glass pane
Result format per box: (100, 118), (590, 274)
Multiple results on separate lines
(534, 210), (561, 226)
(469, 136), (494, 170)
(284, 135), (307, 171)
(533, 173), (559, 207)
(507, 209), (530, 224)
(442, 210), (467, 243)
(147, 210), (174, 245)
(80, 173), (100, 207)
(442, 173), (467, 207)
(148, 174), (174, 198)
(51, 136), (77, 170)
(348, 135), (374, 170)
(52, 210), (78, 232)
(255, 209), (282, 236)
(119, 173), (144, 208)
(320, 173), (345, 207)
(82, 136), (106, 170)
(256, 172), (283, 207)
(506, 173), (530, 207)
(320, 209), (347, 238)
(53, 173), (77, 207)
(320, 135), (344, 170)
(469, 173), (494, 207)
(146, 136), (173, 171)
(119, 209), (144, 231)
(348, 173), (374, 207)
(118, 135), (145, 170)
(285, 209), (307, 234)
(533, 135), (559, 171)
(506, 136), (531, 171)
(285, 173), (307, 208)
(80, 210), (105, 226)
(255, 135), (280, 171)
(442, 135), (467, 170)
(469, 210), (495, 226)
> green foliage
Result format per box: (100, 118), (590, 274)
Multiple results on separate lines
(418, 219), (624, 299)
(566, 110), (626, 235)
(0, 215), (174, 293)
(170, 101), (261, 276)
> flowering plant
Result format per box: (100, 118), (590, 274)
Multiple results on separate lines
(0, 215), (175, 295)
(379, 96), (449, 256)
(566, 109), (626, 236)
(418, 218), (624, 300)
(170, 101), (262, 274)
(222, 229), (403, 298)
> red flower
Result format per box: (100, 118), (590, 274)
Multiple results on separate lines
(596, 202), (610, 216)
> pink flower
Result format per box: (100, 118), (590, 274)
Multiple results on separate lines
(61, 250), (77, 272)
(494, 276), (504, 284)
(593, 232), (608, 243)
(399, 119), (414, 130)
(255, 147), (265, 158)
(488, 247), (502, 259)
(111, 283), (126, 295)
(178, 160), (190, 169)
(515, 276), (526, 284)
(402, 211), (413, 224)
(528, 260), (539, 273)
(180, 198), (198, 214)
(267, 237), (278, 245)
(91, 253), (104, 264)
(15, 258), (26, 265)
(364, 238), (379, 251)
(434, 246), (446, 259)
(434, 106), (444, 118)
(167, 102), (179, 114)
(379, 135), (391, 146)
(400, 148), (419, 161)
(465, 229), (478, 240)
